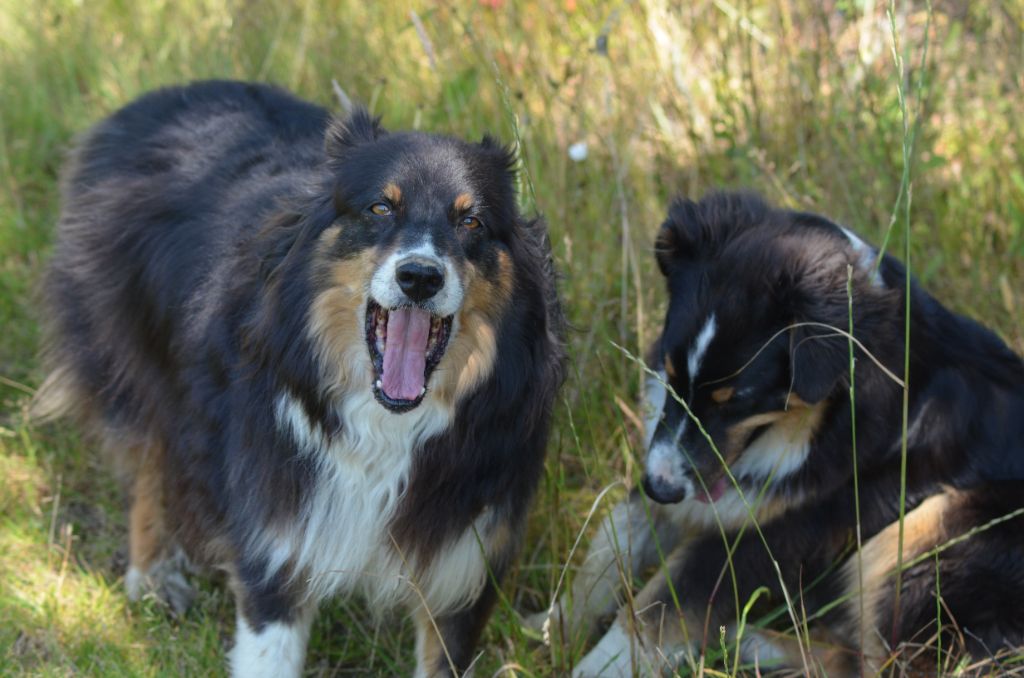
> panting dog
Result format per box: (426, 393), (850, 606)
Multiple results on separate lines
(541, 192), (1024, 675)
(36, 81), (565, 677)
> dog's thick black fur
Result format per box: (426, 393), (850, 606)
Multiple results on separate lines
(560, 192), (1024, 675)
(37, 80), (565, 677)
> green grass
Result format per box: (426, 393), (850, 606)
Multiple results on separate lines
(1, 0), (1022, 675)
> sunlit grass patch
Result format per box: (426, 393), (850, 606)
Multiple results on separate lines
(1, 429), (143, 675)
(1, 418), (231, 677)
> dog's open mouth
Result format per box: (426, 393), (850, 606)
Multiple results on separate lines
(695, 475), (729, 504)
(366, 300), (453, 413)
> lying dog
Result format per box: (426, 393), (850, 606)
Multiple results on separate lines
(36, 81), (565, 677)
(545, 192), (1024, 675)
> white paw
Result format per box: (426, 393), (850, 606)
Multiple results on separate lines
(230, 614), (312, 678)
(573, 622), (634, 678)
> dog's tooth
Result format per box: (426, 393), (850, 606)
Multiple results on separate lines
(376, 379), (382, 388)
(420, 387), (426, 396)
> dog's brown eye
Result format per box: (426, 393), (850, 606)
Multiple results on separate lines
(369, 202), (393, 216)
(711, 386), (735, 404)
(461, 216), (482, 230)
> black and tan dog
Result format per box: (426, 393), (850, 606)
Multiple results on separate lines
(36, 81), (565, 677)
(546, 192), (1024, 675)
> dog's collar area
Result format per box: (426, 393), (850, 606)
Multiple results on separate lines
(365, 299), (452, 413)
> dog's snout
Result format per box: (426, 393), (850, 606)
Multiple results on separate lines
(395, 259), (444, 302)
(642, 473), (688, 504)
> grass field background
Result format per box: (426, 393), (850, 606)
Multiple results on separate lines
(2, 0), (1022, 675)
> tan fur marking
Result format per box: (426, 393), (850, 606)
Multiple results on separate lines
(453, 192), (473, 212)
(433, 253), (513, 406)
(841, 491), (956, 673)
(315, 225), (342, 255)
(309, 248), (379, 393)
(711, 386), (734, 403)
(484, 513), (516, 561)
(725, 399), (826, 460)
(413, 605), (450, 675)
(129, 448), (167, 572)
(777, 399), (826, 436)
(664, 355), (677, 379)
(495, 250), (514, 301)
(741, 628), (851, 676)
(383, 182), (402, 205)
(786, 393), (812, 409)
(725, 410), (786, 450)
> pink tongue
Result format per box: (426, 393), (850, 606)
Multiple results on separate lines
(696, 477), (729, 504)
(381, 307), (431, 401)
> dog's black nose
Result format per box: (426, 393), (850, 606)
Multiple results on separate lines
(642, 474), (688, 504)
(396, 260), (444, 302)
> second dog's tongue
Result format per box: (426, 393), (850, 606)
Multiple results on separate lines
(382, 307), (431, 401)
(696, 477), (728, 504)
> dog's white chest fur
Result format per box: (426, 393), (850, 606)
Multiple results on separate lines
(268, 390), (490, 613)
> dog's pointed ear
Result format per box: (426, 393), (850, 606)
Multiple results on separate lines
(478, 134), (518, 177)
(655, 198), (703, 276)
(656, 192), (767, 275)
(325, 107), (386, 158)
(479, 134), (511, 155)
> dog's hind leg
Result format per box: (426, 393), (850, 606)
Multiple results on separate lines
(532, 489), (687, 647)
(123, 442), (195, 615)
(836, 484), (1024, 675)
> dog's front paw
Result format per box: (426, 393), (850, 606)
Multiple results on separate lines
(572, 622), (637, 678)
